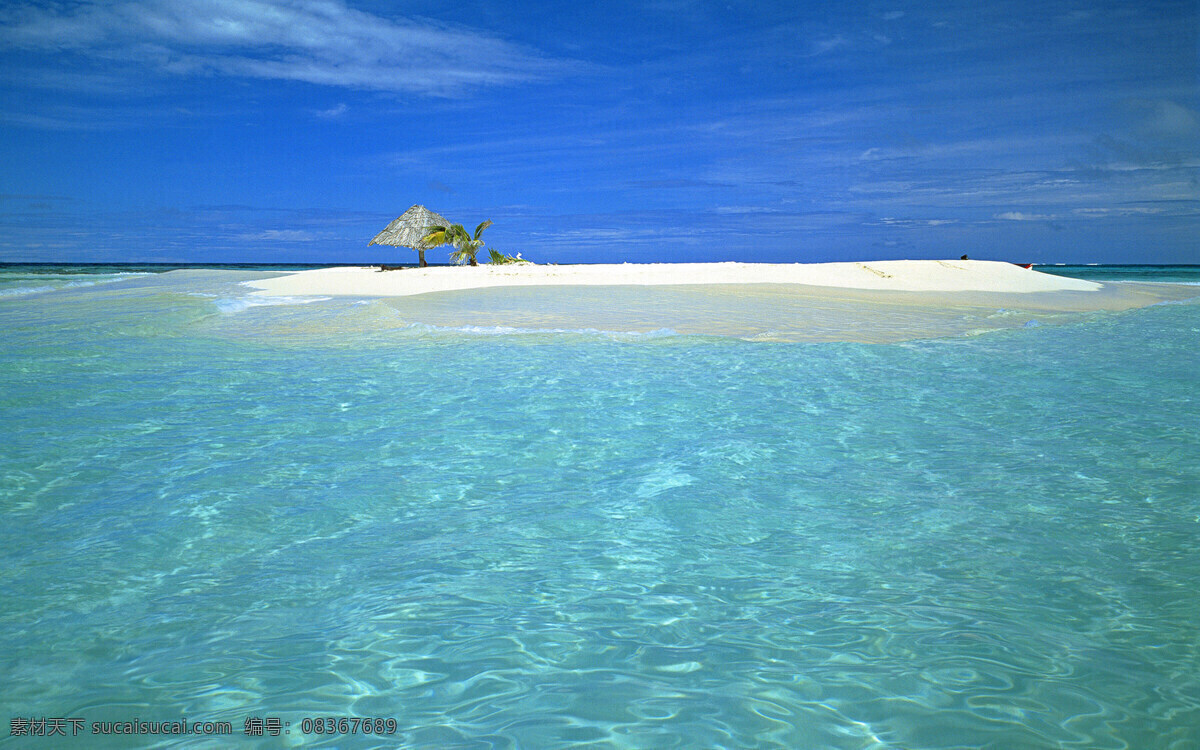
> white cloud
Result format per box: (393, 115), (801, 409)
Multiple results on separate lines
(314, 103), (347, 119)
(0, 0), (563, 95)
(875, 217), (956, 226)
(806, 36), (847, 57)
(240, 229), (317, 241)
(856, 135), (1075, 163)
(995, 211), (1055, 221)
(1137, 100), (1200, 139)
(714, 206), (779, 214)
(1072, 207), (1165, 218)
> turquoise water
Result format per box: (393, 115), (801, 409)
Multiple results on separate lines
(1034, 265), (1200, 284)
(1, 268), (1198, 748)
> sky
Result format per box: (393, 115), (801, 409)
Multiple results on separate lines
(0, 0), (1197, 264)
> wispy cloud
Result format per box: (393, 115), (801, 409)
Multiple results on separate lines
(995, 211), (1055, 221)
(0, 104), (152, 130)
(713, 206), (781, 214)
(1072, 207), (1167, 218)
(0, 202), (396, 262)
(874, 217), (957, 226)
(805, 35), (848, 57)
(314, 103), (347, 120)
(0, 0), (566, 96)
(1128, 99), (1200, 140)
(238, 229), (319, 242)
(628, 179), (736, 189)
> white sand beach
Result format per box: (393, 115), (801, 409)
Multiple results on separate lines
(247, 260), (1103, 298)
(240, 260), (1200, 343)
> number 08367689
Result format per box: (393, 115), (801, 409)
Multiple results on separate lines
(300, 717), (398, 735)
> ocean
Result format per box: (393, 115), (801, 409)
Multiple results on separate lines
(1, 264), (1197, 748)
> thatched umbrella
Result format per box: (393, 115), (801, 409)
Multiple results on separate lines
(369, 205), (450, 268)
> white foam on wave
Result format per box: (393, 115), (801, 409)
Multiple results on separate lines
(214, 295), (332, 313)
(0, 273), (153, 298)
(401, 322), (680, 339)
(1148, 296), (1200, 306)
(0, 284), (60, 298)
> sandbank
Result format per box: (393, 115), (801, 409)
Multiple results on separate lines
(247, 260), (1103, 298)
(235, 260), (1196, 343)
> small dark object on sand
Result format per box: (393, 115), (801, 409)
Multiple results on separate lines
(960, 254), (969, 260)
(378, 264), (407, 272)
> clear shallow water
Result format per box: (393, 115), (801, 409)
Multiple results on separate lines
(0, 263), (455, 301)
(1, 269), (1198, 748)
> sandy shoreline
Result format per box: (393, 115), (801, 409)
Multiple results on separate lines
(246, 260), (1104, 298)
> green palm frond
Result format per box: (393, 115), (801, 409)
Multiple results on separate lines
(421, 224), (468, 248)
(425, 219), (493, 266)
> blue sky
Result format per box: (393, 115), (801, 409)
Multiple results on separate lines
(1, 0), (1197, 264)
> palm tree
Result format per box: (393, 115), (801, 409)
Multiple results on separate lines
(423, 220), (493, 266)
